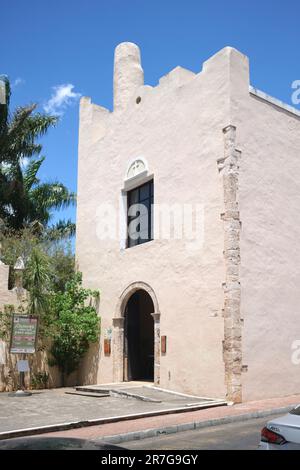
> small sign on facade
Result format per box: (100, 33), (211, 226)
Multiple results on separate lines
(104, 339), (111, 356)
(10, 315), (38, 354)
(161, 335), (167, 354)
(103, 327), (112, 356)
(104, 327), (112, 340)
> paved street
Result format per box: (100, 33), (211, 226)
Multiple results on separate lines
(125, 415), (281, 450)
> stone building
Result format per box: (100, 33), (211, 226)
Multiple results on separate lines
(76, 42), (300, 403)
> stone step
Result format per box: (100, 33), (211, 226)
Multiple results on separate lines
(66, 390), (110, 398)
(75, 385), (161, 402)
(75, 386), (110, 394)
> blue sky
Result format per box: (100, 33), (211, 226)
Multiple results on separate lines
(2, 0), (299, 226)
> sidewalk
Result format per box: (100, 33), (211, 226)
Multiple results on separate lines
(0, 386), (224, 439)
(38, 393), (300, 444)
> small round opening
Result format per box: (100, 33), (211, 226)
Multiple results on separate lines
(136, 96), (141, 104)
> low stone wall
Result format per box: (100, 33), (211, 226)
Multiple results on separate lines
(0, 262), (22, 310)
(1, 341), (53, 391)
(0, 339), (78, 391)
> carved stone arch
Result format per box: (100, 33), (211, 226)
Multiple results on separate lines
(117, 281), (159, 318)
(125, 157), (148, 182)
(113, 281), (161, 384)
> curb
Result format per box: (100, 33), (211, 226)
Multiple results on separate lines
(96, 404), (297, 445)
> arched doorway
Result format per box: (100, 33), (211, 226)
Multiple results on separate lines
(113, 281), (160, 385)
(124, 290), (154, 381)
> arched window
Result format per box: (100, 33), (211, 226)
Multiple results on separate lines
(120, 158), (154, 249)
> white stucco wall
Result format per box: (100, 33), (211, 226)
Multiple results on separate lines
(77, 43), (300, 401)
(238, 90), (300, 400)
(75, 45), (245, 398)
(0, 262), (21, 310)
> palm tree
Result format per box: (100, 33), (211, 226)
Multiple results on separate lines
(25, 247), (51, 318)
(0, 76), (76, 235)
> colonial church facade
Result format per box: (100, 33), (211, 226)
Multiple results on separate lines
(76, 43), (300, 403)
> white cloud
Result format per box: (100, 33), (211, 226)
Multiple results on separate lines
(44, 83), (81, 115)
(12, 77), (25, 88)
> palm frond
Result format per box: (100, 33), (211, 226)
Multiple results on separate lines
(0, 104), (36, 163)
(1, 106), (58, 164)
(46, 220), (76, 240)
(25, 113), (58, 139)
(30, 183), (76, 212)
(0, 77), (75, 232)
(23, 157), (45, 191)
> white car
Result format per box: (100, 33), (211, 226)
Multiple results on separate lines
(259, 406), (300, 450)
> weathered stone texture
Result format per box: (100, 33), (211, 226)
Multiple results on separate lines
(220, 125), (242, 403)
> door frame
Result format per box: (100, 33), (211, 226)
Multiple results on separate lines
(113, 282), (160, 385)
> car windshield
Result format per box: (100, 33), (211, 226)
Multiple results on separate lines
(289, 405), (300, 415)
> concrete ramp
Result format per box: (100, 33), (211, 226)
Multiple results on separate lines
(74, 383), (226, 408)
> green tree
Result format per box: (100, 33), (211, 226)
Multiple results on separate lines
(25, 247), (51, 317)
(48, 273), (100, 386)
(46, 239), (75, 293)
(0, 75), (76, 233)
(0, 227), (75, 293)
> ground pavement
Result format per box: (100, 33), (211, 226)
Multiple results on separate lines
(0, 386), (298, 446)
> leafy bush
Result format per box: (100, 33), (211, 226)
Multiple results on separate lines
(31, 371), (49, 390)
(47, 273), (100, 386)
